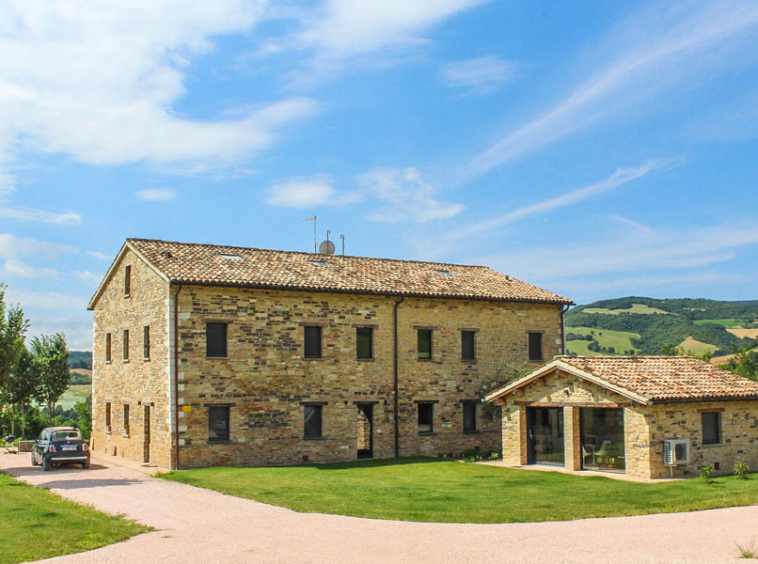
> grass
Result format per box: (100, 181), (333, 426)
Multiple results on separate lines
(160, 458), (758, 524)
(0, 471), (148, 564)
(57, 385), (91, 410)
(678, 336), (719, 356)
(693, 318), (743, 328)
(566, 326), (641, 356)
(583, 303), (672, 315)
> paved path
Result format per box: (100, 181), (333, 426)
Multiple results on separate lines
(2, 453), (757, 564)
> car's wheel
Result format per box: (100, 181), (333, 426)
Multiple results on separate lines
(31, 453), (38, 466)
(82, 460), (90, 469)
(42, 458), (51, 472)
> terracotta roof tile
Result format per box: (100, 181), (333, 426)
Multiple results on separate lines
(560, 356), (758, 402)
(127, 238), (572, 304)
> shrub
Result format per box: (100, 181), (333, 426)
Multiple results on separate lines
(735, 459), (750, 480)
(700, 464), (714, 482)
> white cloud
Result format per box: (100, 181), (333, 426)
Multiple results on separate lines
(86, 251), (111, 261)
(359, 167), (464, 223)
(4, 289), (88, 311)
(0, 1), (319, 174)
(265, 177), (339, 208)
(72, 270), (103, 287)
(464, 1), (758, 177)
(0, 206), (81, 226)
(136, 188), (176, 201)
(27, 314), (93, 351)
(439, 56), (518, 93)
(0, 234), (78, 259)
(3, 259), (59, 280)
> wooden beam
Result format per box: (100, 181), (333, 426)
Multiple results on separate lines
(513, 400), (629, 408)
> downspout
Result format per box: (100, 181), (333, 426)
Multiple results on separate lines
(393, 296), (405, 458)
(173, 285), (182, 470)
(560, 304), (570, 355)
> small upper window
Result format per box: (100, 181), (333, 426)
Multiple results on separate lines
(461, 331), (476, 361)
(123, 329), (130, 361)
(206, 323), (228, 358)
(702, 412), (721, 445)
(418, 329), (432, 360)
(143, 326), (151, 360)
(124, 265), (132, 296)
(356, 327), (373, 360)
(304, 326), (322, 359)
(105, 333), (112, 362)
(219, 253), (242, 261)
(528, 332), (543, 361)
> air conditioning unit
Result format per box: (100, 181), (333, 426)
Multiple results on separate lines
(663, 439), (690, 465)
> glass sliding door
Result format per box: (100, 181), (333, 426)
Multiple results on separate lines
(580, 408), (625, 472)
(527, 407), (565, 466)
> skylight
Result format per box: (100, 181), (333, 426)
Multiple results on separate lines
(219, 253), (243, 261)
(310, 260), (332, 266)
(435, 269), (455, 275)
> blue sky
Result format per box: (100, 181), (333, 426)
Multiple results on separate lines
(1, 1), (758, 349)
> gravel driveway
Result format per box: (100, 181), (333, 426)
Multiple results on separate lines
(2, 452), (757, 564)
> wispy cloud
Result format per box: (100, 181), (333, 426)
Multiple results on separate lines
(135, 188), (176, 201)
(0, 206), (81, 226)
(72, 270), (103, 287)
(86, 251), (111, 261)
(439, 56), (518, 94)
(3, 259), (60, 280)
(4, 289), (88, 311)
(265, 176), (347, 208)
(464, 1), (758, 178)
(0, 234), (78, 259)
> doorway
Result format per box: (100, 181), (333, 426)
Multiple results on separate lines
(356, 404), (373, 459)
(143, 405), (151, 464)
(526, 407), (564, 466)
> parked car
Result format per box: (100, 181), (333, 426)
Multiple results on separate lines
(31, 427), (90, 471)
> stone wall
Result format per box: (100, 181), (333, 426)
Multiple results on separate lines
(646, 401), (758, 478)
(91, 247), (174, 469)
(175, 286), (563, 468)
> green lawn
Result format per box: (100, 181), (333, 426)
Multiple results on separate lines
(0, 472), (148, 564)
(566, 326), (641, 356)
(159, 458), (758, 524)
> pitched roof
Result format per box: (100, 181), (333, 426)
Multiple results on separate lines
(88, 238), (572, 309)
(486, 356), (758, 404)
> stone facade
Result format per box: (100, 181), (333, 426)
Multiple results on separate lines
(497, 367), (758, 479)
(91, 250), (564, 469)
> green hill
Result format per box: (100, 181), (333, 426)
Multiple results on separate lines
(566, 297), (758, 357)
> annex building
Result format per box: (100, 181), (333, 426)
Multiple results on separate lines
(87, 238), (571, 470)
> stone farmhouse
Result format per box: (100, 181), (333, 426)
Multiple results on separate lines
(87, 238), (571, 470)
(486, 355), (758, 479)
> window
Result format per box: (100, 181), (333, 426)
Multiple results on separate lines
(105, 402), (111, 432)
(528, 332), (543, 361)
(123, 404), (130, 436)
(208, 406), (230, 442)
(304, 405), (323, 438)
(356, 327), (373, 359)
(702, 412), (721, 445)
(304, 326), (322, 359)
(418, 329), (432, 360)
(219, 253), (242, 260)
(143, 326), (150, 360)
(206, 323), (228, 358)
(418, 402), (434, 434)
(124, 265), (131, 296)
(105, 333), (112, 362)
(461, 331), (476, 360)
(122, 329), (129, 361)
(463, 402), (477, 433)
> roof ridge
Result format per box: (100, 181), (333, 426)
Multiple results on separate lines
(126, 237), (492, 270)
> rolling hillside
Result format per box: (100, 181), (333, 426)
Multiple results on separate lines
(566, 297), (758, 357)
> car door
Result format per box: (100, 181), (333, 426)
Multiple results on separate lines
(36, 430), (49, 463)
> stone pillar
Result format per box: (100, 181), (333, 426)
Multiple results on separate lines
(563, 406), (582, 471)
(501, 403), (525, 466)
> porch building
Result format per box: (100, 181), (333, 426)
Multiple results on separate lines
(485, 356), (758, 479)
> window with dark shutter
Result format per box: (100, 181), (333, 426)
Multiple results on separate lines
(356, 327), (373, 359)
(143, 326), (150, 360)
(418, 402), (434, 433)
(463, 402), (477, 433)
(123, 404), (130, 436)
(304, 326), (322, 359)
(461, 331), (476, 360)
(105, 333), (112, 362)
(208, 406), (230, 442)
(528, 332), (543, 361)
(124, 265), (131, 296)
(105, 403), (111, 432)
(206, 323), (228, 358)
(702, 412), (721, 445)
(418, 329), (432, 360)
(123, 329), (129, 361)
(304, 405), (323, 438)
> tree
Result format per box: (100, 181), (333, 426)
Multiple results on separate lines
(5, 349), (38, 438)
(478, 361), (530, 421)
(32, 333), (70, 421)
(0, 284), (28, 393)
(75, 396), (92, 440)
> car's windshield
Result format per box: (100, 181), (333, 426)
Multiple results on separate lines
(52, 430), (82, 441)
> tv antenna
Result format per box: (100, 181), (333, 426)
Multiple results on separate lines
(340, 234), (345, 256)
(319, 230), (336, 255)
(301, 216), (317, 253)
